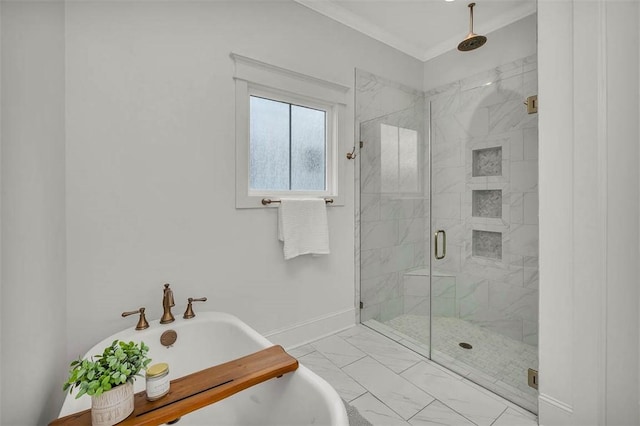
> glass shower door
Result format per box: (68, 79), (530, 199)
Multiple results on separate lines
(428, 57), (539, 413)
(359, 105), (430, 356)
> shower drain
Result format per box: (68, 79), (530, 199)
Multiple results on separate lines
(459, 342), (473, 350)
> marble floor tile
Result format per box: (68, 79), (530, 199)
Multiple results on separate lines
(408, 400), (475, 426)
(311, 334), (367, 368)
(299, 323), (538, 426)
(381, 315), (538, 408)
(343, 356), (434, 420)
(298, 351), (367, 402)
(363, 318), (406, 342)
(338, 324), (370, 339)
(398, 338), (430, 359)
(345, 328), (423, 373)
(401, 361), (507, 426)
(287, 343), (315, 358)
(350, 392), (412, 426)
(492, 407), (538, 426)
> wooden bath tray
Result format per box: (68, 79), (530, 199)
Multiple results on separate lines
(50, 345), (298, 426)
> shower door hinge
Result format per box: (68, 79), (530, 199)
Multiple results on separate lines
(528, 368), (539, 390)
(359, 301), (364, 309)
(359, 141), (364, 149)
(524, 95), (538, 114)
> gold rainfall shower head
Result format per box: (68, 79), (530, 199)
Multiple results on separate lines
(457, 3), (487, 52)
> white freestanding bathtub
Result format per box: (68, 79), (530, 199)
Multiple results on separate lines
(59, 312), (348, 425)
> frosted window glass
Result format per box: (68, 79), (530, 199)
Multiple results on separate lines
(291, 105), (326, 191)
(399, 128), (418, 192)
(381, 124), (399, 193)
(250, 96), (290, 190)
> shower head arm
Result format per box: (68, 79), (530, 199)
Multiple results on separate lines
(468, 2), (476, 36)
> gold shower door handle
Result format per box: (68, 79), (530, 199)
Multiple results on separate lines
(434, 230), (446, 260)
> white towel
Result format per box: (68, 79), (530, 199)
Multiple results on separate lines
(278, 198), (330, 260)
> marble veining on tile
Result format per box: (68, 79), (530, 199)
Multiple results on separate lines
(492, 407), (538, 426)
(408, 400), (476, 426)
(380, 315), (538, 412)
(298, 325), (538, 425)
(356, 56), (538, 419)
(287, 343), (315, 358)
(351, 392), (412, 425)
(401, 361), (508, 426)
(298, 351), (367, 403)
(311, 334), (367, 368)
(344, 327), (423, 374)
(343, 356), (434, 420)
(357, 70), (430, 328)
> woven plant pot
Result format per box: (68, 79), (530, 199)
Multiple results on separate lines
(90, 382), (134, 426)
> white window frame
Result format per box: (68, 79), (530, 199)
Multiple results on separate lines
(247, 87), (335, 198)
(232, 53), (349, 208)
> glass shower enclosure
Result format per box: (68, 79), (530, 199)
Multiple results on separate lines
(356, 55), (539, 413)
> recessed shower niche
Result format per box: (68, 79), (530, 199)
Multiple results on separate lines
(472, 230), (502, 260)
(472, 190), (502, 218)
(472, 146), (502, 177)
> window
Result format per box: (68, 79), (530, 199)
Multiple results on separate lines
(249, 95), (327, 192)
(232, 53), (349, 208)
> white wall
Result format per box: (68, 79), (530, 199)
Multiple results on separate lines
(0, 1), (67, 424)
(538, 1), (639, 424)
(603, 2), (640, 422)
(423, 14), (536, 92)
(64, 1), (423, 359)
(0, 1), (423, 423)
(0, 2), (422, 423)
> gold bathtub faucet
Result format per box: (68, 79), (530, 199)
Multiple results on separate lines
(160, 283), (175, 324)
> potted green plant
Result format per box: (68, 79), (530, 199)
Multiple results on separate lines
(63, 340), (151, 426)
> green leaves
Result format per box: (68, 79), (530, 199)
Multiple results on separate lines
(62, 340), (151, 399)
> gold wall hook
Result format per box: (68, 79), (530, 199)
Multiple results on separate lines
(346, 146), (357, 160)
(122, 307), (150, 330)
(183, 297), (208, 319)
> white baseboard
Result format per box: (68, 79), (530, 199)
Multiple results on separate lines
(264, 307), (356, 349)
(538, 393), (573, 425)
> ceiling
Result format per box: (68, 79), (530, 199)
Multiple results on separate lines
(293, 0), (536, 62)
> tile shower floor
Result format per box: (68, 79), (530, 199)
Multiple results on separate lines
(290, 325), (538, 426)
(376, 315), (538, 414)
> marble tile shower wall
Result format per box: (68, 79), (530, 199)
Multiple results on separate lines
(356, 70), (428, 323)
(428, 55), (539, 346)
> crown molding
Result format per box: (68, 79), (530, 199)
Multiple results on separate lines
(293, 0), (426, 61)
(294, 0), (537, 63)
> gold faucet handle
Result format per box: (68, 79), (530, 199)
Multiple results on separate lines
(122, 307), (150, 330)
(183, 297), (207, 319)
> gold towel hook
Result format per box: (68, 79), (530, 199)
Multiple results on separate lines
(346, 146), (357, 160)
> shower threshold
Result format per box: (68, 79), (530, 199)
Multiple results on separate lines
(363, 316), (538, 414)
